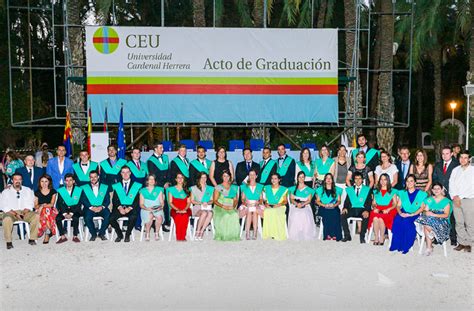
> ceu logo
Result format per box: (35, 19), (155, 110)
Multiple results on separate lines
(93, 27), (119, 54)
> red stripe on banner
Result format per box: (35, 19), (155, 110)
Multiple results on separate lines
(92, 37), (120, 43)
(87, 84), (338, 95)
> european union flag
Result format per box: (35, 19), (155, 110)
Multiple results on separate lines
(117, 104), (126, 159)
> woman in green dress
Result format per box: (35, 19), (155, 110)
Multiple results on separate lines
(263, 173), (288, 241)
(213, 170), (241, 241)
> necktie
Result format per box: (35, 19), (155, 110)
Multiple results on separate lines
(28, 168), (32, 183)
(123, 182), (128, 194)
(401, 163), (406, 177)
(81, 163), (87, 166)
(247, 162), (251, 172)
(443, 162), (447, 175)
(356, 187), (360, 196)
(136, 161), (141, 170)
(202, 161), (206, 168)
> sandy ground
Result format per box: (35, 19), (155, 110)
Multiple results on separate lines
(0, 230), (473, 311)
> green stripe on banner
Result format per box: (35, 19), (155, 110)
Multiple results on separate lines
(87, 76), (338, 85)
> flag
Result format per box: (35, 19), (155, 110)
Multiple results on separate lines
(63, 110), (73, 157)
(352, 135), (357, 148)
(103, 106), (108, 132)
(117, 104), (126, 159)
(87, 106), (92, 154)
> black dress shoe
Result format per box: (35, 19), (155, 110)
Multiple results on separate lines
(162, 225), (170, 233)
(6, 242), (13, 249)
(28, 240), (36, 246)
(342, 237), (352, 242)
(99, 235), (108, 241)
(90, 236), (97, 241)
(124, 236), (130, 242)
(450, 240), (457, 246)
(360, 239), (366, 244)
(115, 237), (122, 242)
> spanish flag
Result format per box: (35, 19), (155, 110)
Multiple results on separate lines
(87, 107), (92, 154)
(63, 110), (73, 157)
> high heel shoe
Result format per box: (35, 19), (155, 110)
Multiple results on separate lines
(246, 232), (250, 240)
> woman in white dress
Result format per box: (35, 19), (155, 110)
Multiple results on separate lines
(288, 171), (317, 240)
(139, 174), (165, 241)
(190, 172), (214, 240)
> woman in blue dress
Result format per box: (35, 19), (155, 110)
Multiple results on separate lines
(315, 173), (342, 241)
(390, 174), (427, 254)
(415, 182), (452, 256)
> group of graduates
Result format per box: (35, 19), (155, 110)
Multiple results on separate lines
(2, 133), (473, 257)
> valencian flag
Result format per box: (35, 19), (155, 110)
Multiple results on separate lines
(87, 106), (92, 154)
(63, 110), (73, 157)
(117, 104), (126, 159)
(103, 106), (108, 132)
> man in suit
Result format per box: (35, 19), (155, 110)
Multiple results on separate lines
(109, 166), (142, 242)
(126, 148), (148, 186)
(235, 148), (260, 186)
(169, 145), (190, 185)
(147, 141), (171, 230)
(55, 173), (83, 244)
(276, 144), (296, 188)
(99, 145), (127, 192)
(257, 147), (277, 186)
(189, 145), (212, 187)
(81, 170), (110, 241)
(394, 146), (411, 190)
(16, 154), (43, 191)
(433, 145), (460, 245)
(351, 134), (380, 171)
(46, 145), (74, 190)
(72, 150), (98, 187)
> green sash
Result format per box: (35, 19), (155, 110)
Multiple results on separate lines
(190, 159), (212, 175)
(352, 148), (379, 164)
(126, 160), (149, 178)
(289, 186), (313, 199)
(373, 189), (397, 206)
(82, 184), (109, 206)
(140, 186), (164, 200)
(147, 154), (169, 171)
(241, 183), (264, 201)
(259, 159), (276, 184)
(167, 186), (188, 199)
(100, 158), (127, 175)
(217, 184), (239, 199)
(296, 161), (315, 177)
(72, 161), (98, 182)
(316, 186), (342, 205)
(399, 190), (428, 213)
(315, 158), (334, 175)
(346, 185), (370, 208)
(57, 186), (83, 206)
(264, 185), (288, 205)
(172, 157), (190, 178)
(424, 197), (452, 212)
(112, 182), (142, 205)
(277, 156), (294, 176)
(200, 185), (215, 202)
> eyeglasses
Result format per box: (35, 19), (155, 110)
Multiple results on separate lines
(16, 191), (20, 199)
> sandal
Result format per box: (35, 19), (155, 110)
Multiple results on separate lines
(154, 232), (160, 241)
(145, 233), (150, 241)
(373, 241), (379, 246)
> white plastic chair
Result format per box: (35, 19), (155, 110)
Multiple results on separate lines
(110, 217), (136, 241)
(418, 230), (448, 257)
(366, 226), (392, 247)
(13, 221), (30, 240)
(347, 217), (363, 237)
(318, 220), (324, 240)
(140, 222), (164, 241)
(85, 216), (110, 241)
(168, 217), (194, 241)
(239, 215), (262, 239)
(55, 217), (85, 241)
(192, 216), (215, 240)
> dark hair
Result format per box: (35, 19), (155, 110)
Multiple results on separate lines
(153, 141), (163, 148)
(216, 146), (227, 160)
(220, 169), (232, 183)
(107, 144), (117, 151)
(263, 146), (271, 152)
(196, 145), (206, 152)
(353, 171), (363, 179)
(299, 147), (312, 163)
(175, 173), (190, 196)
(277, 143), (286, 149)
(356, 133), (366, 141)
(11, 172), (23, 179)
(399, 145), (410, 152)
(270, 173), (281, 185)
(379, 151), (393, 164)
(294, 171), (306, 195)
(178, 144), (187, 150)
(195, 172), (208, 191)
(145, 174), (156, 187)
(131, 147), (140, 152)
(376, 173), (392, 193)
(322, 173), (336, 198)
(79, 149), (89, 154)
(404, 174), (417, 189)
(242, 147), (252, 155)
(460, 150), (471, 157)
(441, 145), (452, 152)
(39, 173), (53, 190)
(57, 144), (66, 150)
(6, 151), (18, 161)
(64, 173), (75, 180)
(89, 170), (99, 177)
(120, 166), (131, 173)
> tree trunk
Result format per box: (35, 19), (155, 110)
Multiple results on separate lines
(416, 69), (423, 147)
(431, 48), (442, 123)
(375, 1), (394, 153)
(369, 0), (382, 117)
(469, 0), (474, 150)
(253, 0), (264, 27)
(317, 0), (327, 28)
(251, 127), (270, 145)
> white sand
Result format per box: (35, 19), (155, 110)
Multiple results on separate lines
(1, 232), (473, 310)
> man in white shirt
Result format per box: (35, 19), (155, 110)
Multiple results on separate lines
(450, 151), (474, 253)
(1, 173), (39, 249)
(189, 145), (212, 187)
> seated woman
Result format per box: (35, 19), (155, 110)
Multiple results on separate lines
(168, 173), (191, 241)
(415, 182), (452, 256)
(139, 174), (165, 241)
(34, 174), (58, 244)
(263, 173), (288, 241)
(190, 172), (214, 241)
(239, 169), (264, 240)
(213, 170), (240, 241)
(390, 174), (427, 254)
(368, 173), (399, 245)
(288, 171), (316, 240)
(315, 173), (342, 241)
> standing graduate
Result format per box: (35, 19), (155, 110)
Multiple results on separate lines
(189, 145), (212, 187)
(73, 150), (98, 187)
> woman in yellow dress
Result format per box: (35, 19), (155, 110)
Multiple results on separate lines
(263, 173), (288, 241)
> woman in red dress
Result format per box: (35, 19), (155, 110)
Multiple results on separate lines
(368, 173), (399, 245)
(168, 173), (191, 241)
(34, 174), (58, 244)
